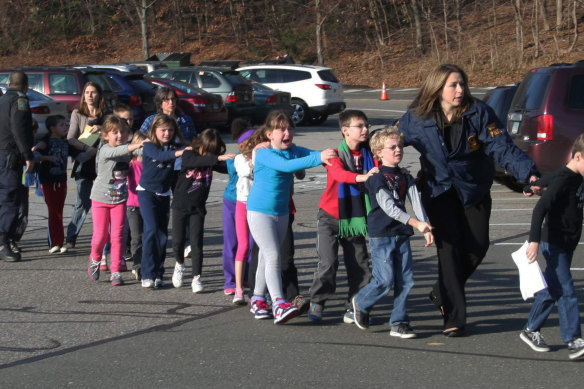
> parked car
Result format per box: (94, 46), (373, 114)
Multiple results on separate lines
(507, 61), (584, 176)
(121, 61), (168, 73)
(482, 84), (519, 125)
(0, 67), (117, 113)
(147, 78), (228, 130)
(145, 66), (255, 123)
(250, 81), (293, 124)
(236, 63), (345, 125)
(0, 84), (69, 138)
(104, 71), (156, 130)
(74, 64), (142, 73)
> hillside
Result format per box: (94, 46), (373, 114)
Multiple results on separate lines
(1, 1), (583, 87)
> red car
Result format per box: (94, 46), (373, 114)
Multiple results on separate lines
(147, 78), (228, 130)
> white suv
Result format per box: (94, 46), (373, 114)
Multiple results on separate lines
(237, 64), (345, 125)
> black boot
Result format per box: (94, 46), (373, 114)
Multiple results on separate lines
(0, 243), (20, 262)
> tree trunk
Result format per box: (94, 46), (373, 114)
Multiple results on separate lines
(567, 0), (578, 52)
(411, 0), (423, 53)
(539, 0), (550, 31)
(316, 0), (324, 65)
(556, 0), (563, 29)
(455, 0), (463, 52)
(443, 0), (449, 59)
(512, 0), (524, 64)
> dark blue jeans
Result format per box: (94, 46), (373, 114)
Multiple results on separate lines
(526, 241), (582, 343)
(355, 235), (414, 325)
(66, 178), (93, 244)
(138, 190), (170, 281)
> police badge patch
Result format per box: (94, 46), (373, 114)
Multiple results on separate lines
(17, 97), (29, 111)
(468, 135), (480, 152)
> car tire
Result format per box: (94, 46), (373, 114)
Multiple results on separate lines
(308, 112), (328, 125)
(291, 99), (308, 126)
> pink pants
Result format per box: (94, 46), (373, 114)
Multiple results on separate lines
(235, 201), (251, 262)
(90, 200), (127, 273)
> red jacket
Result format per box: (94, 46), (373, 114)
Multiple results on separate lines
(318, 149), (362, 219)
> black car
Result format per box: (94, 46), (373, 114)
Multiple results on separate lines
(105, 71), (157, 130)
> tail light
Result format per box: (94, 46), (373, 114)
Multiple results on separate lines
(186, 96), (208, 112)
(129, 94), (142, 107)
(315, 84), (331, 90)
(266, 94), (278, 104)
(536, 114), (553, 141)
(225, 92), (239, 103)
(31, 106), (50, 114)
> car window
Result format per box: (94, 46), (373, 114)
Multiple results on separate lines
(26, 89), (52, 101)
(107, 76), (124, 93)
(568, 75), (584, 109)
(200, 72), (222, 88)
(127, 79), (156, 94)
(166, 79), (205, 95)
(26, 74), (44, 92)
(148, 70), (172, 79)
(86, 74), (114, 93)
(511, 73), (550, 111)
(281, 69), (311, 83)
(317, 70), (339, 83)
(173, 71), (193, 84)
(49, 74), (79, 95)
(0, 73), (9, 84)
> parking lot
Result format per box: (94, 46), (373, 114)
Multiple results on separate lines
(1, 93), (583, 387)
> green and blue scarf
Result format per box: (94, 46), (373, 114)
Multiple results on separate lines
(337, 140), (374, 238)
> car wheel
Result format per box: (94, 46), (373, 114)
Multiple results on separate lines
(291, 99), (308, 126)
(308, 113), (328, 125)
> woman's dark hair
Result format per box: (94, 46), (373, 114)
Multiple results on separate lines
(154, 87), (179, 115)
(79, 81), (106, 118)
(192, 128), (226, 156)
(409, 64), (474, 122)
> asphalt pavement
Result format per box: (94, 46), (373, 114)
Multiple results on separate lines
(1, 93), (583, 388)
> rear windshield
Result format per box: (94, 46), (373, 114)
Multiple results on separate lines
(568, 75), (584, 109)
(225, 73), (251, 86)
(127, 79), (156, 94)
(317, 70), (339, 83)
(510, 73), (550, 111)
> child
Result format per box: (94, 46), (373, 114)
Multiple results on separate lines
(519, 134), (584, 360)
(138, 114), (189, 289)
(222, 118), (254, 295)
(170, 128), (235, 292)
(35, 115), (70, 253)
(351, 127), (434, 337)
(233, 129), (268, 304)
(307, 109), (377, 323)
(127, 132), (147, 280)
(246, 110), (336, 324)
(114, 103), (134, 131)
(87, 115), (144, 286)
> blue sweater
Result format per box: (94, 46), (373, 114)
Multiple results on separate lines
(247, 145), (322, 216)
(138, 142), (179, 194)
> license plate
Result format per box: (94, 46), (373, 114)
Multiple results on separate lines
(511, 121), (519, 134)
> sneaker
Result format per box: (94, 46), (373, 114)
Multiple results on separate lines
(224, 288), (236, 295)
(110, 272), (124, 286)
(184, 245), (192, 258)
(0, 243), (20, 262)
(119, 259), (128, 272)
(273, 301), (300, 324)
(88, 257), (100, 281)
(66, 241), (75, 249)
(250, 299), (271, 320)
(99, 258), (108, 272)
(343, 309), (355, 324)
(520, 329), (550, 352)
(191, 275), (204, 293)
(351, 297), (369, 330)
(232, 288), (246, 305)
(172, 262), (185, 288)
(154, 277), (163, 288)
(141, 279), (154, 288)
(568, 338), (584, 360)
(293, 295), (310, 315)
(9, 240), (21, 254)
(49, 246), (61, 254)
(59, 246), (68, 254)
(390, 323), (417, 339)
(132, 266), (142, 281)
(308, 302), (324, 322)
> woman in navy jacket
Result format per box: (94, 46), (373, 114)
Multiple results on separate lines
(397, 64), (539, 336)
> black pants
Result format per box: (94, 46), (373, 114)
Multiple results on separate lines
(248, 213), (298, 301)
(423, 188), (491, 329)
(172, 208), (205, 276)
(126, 206), (143, 266)
(0, 157), (22, 244)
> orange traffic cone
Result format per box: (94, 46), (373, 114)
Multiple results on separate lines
(380, 82), (389, 100)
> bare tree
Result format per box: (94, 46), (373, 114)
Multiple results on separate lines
(566, 0), (579, 52)
(411, 0), (423, 53)
(512, 0), (524, 64)
(315, 0), (340, 65)
(129, 0), (158, 60)
(556, 0), (563, 28)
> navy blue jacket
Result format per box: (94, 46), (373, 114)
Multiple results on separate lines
(138, 142), (180, 194)
(397, 99), (538, 208)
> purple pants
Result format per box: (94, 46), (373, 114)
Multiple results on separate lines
(222, 198), (253, 290)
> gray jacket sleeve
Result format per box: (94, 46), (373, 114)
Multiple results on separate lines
(376, 188), (411, 225)
(405, 175), (429, 223)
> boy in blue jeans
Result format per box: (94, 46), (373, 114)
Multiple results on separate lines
(352, 127), (433, 338)
(520, 134), (584, 360)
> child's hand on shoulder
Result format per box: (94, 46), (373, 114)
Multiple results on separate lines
(254, 141), (270, 151)
(219, 153), (236, 161)
(33, 141), (47, 151)
(320, 148), (337, 166)
(526, 242), (539, 263)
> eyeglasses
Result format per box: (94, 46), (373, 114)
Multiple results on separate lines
(384, 144), (404, 151)
(346, 124), (371, 130)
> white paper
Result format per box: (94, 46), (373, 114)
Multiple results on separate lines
(511, 241), (548, 300)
